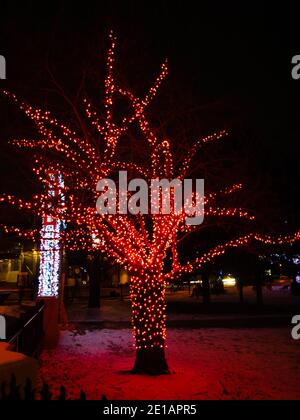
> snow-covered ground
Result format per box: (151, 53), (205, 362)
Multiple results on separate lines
(39, 328), (300, 400)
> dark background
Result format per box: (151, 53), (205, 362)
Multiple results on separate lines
(0, 0), (300, 231)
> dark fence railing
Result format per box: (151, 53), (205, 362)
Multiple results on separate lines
(8, 301), (45, 357)
(0, 375), (108, 401)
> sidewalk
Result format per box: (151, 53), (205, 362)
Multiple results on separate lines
(66, 288), (300, 329)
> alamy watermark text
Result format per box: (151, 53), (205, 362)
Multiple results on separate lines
(96, 171), (205, 226)
(0, 55), (6, 79)
(0, 315), (6, 340)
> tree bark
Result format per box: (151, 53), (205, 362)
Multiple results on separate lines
(239, 285), (244, 304)
(87, 253), (101, 309)
(133, 347), (169, 375)
(130, 275), (169, 375)
(202, 272), (211, 304)
(256, 282), (263, 306)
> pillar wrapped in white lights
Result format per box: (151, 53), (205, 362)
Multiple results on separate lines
(38, 172), (64, 298)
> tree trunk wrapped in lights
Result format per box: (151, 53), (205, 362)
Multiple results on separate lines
(131, 274), (169, 374)
(1, 32), (300, 375)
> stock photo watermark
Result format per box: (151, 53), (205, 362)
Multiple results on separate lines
(96, 171), (205, 226)
(291, 55), (300, 80)
(291, 315), (300, 340)
(0, 55), (6, 79)
(0, 315), (6, 340)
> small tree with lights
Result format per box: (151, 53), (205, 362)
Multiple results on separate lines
(1, 33), (300, 374)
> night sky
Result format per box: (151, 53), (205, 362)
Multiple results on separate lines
(0, 1), (300, 231)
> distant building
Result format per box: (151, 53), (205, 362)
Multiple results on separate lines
(0, 245), (39, 285)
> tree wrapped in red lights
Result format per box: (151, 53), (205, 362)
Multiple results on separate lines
(1, 32), (300, 374)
